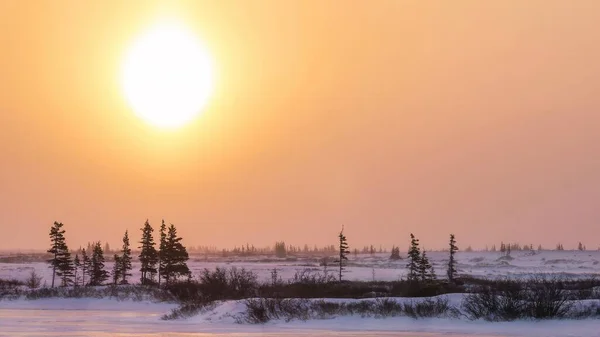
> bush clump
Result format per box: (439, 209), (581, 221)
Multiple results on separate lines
(242, 296), (452, 324)
(462, 276), (583, 321)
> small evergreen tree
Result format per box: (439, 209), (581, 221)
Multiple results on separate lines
(158, 220), (167, 286)
(274, 241), (287, 258)
(161, 223), (190, 285)
(112, 254), (121, 285)
(407, 233), (421, 282)
(89, 242), (109, 286)
(81, 248), (90, 286)
(390, 246), (401, 260)
(139, 220), (158, 285)
(419, 250), (435, 282)
(338, 226), (349, 282)
(447, 234), (458, 283)
(47, 221), (74, 287)
(120, 230), (132, 284)
(73, 253), (81, 287)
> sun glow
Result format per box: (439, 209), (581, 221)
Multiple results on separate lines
(121, 22), (213, 128)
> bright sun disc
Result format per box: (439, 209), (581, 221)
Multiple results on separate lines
(122, 23), (213, 128)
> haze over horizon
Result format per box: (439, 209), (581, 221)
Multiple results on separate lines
(2, 1), (600, 251)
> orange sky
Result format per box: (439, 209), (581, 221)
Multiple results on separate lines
(1, 0), (600, 251)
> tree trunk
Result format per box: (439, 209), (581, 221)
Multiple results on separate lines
(158, 258), (161, 287)
(51, 251), (57, 288)
(339, 251), (342, 282)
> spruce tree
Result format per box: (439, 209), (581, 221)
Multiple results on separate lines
(139, 220), (158, 285)
(390, 246), (401, 260)
(73, 253), (81, 287)
(407, 233), (421, 282)
(447, 234), (458, 283)
(274, 241), (287, 258)
(81, 248), (89, 286)
(161, 223), (190, 285)
(112, 254), (122, 285)
(158, 220), (167, 286)
(419, 250), (435, 282)
(120, 230), (132, 284)
(47, 221), (74, 287)
(89, 242), (109, 286)
(338, 226), (349, 282)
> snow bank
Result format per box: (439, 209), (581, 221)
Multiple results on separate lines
(1, 297), (600, 336)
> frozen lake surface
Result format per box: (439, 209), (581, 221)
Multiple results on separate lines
(0, 308), (497, 337)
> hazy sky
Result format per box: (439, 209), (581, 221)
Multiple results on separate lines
(1, 1), (600, 251)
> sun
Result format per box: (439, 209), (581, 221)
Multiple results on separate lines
(121, 22), (213, 128)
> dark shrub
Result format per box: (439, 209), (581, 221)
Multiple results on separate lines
(462, 279), (526, 321)
(162, 302), (211, 320)
(373, 298), (403, 317)
(245, 298), (271, 323)
(0, 278), (23, 300)
(196, 267), (258, 301)
(345, 300), (375, 315)
(524, 277), (573, 319)
(403, 297), (452, 318)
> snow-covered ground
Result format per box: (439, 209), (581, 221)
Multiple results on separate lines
(2, 250), (600, 336)
(2, 250), (600, 284)
(1, 297), (600, 337)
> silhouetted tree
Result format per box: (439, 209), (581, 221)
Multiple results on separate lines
(158, 220), (167, 286)
(89, 242), (109, 286)
(338, 226), (349, 282)
(407, 233), (420, 282)
(419, 250), (435, 282)
(274, 241), (287, 258)
(47, 221), (74, 287)
(447, 234), (458, 283)
(73, 253), (81, 286)
(120, 230), (132, 284)
(112, 254), (121, 285)
(25, 269), (43, 289)
(160, 223), (190, 285)
(139, 220), (158, 285)
(81, 248), (89, 286)
(390, 246), (401, 260)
